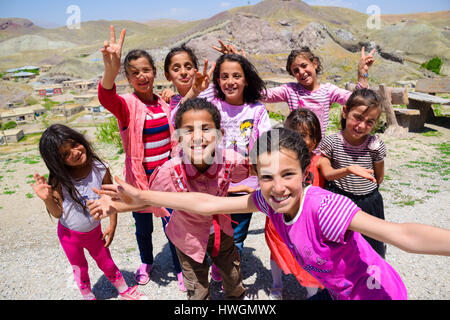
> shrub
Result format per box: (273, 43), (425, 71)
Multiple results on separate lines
(1, 121), (17, 130)
(95, 117), (123, 153)
(421, 57), (443, 75)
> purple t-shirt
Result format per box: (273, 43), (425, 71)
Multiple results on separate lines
(252, 186), (408, 300)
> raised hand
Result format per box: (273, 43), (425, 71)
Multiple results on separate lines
(212, 39), (247, 58)
(30, 173), (52, 201)
(347, 165), (377, 184)
(358, 46), (376, 77)
(192, 59), (216, 96)
(159, 88), (176, 104)
(101, 25), (126, 89)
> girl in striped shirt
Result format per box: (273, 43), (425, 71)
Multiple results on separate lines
(318, 88), (387, 258)
(90, 128), (450, 300)
(262, 46), (375, 143)
(98, 26), (185, 291)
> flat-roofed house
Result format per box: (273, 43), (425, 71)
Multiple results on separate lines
(1, 128), (24, 144)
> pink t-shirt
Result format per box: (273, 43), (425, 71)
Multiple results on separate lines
(149, 148), (250, 263)
(208, 97), (271, 191)
(252, 186), (408, 300)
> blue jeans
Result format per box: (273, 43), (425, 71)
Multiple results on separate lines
(133, 210), (182, 274)
(230, 212), (253, 256)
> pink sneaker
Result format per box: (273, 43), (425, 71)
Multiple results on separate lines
(119, 285), (148, 300)
(210, 264), (222, 282)
(177, 272), (187, 292)
(135, 263), (152, 285)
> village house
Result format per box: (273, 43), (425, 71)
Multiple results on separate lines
(0, 128), (24, 144)
(0, 105), (46, 124)
(52, 104), (85, 117)
(35, 85), (63, 96)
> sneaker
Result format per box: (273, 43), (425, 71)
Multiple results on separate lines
(119, 285), (148, 300)
(177, 272), (187, 292)
(210, 264), (222, 282)
(135, 263), (152, 285)
(269, 287), (283, 300)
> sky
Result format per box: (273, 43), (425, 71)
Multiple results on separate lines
(0, 0), (448, 28)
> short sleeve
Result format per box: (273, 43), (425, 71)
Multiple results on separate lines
(319, 134), (336, 159)
(148, 165), (173, 192)
(368, 136), (387, 163)
(317, 193), (361, 244)
(251, 190), (273, 216)
(198, 83), (216, 102)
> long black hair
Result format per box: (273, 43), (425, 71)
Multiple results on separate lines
(39, 124), (106, 213)
(213, 53), (266, 104)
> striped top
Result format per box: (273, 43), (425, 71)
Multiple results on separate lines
(262, 82), (363, 139)
(251, 186), (407, 300)
(98, 83), (171, 177)
(320, 131), (387, 196)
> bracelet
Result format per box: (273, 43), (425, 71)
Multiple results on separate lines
(362, 73), (369, 78)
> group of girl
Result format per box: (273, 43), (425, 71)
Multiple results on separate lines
(31, 25), (450, 301)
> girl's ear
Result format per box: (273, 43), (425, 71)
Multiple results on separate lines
(312, 58), (319, 71)
(342, 105), (348, 119)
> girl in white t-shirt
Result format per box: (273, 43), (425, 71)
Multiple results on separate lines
(31, 124), (146, 300)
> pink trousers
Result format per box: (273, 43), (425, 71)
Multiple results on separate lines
(57, 222), (125, 295)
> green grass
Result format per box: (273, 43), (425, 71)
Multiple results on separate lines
(25, 193), (34, 199)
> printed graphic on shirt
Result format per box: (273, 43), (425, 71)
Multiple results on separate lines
(223, 118), (254, 157)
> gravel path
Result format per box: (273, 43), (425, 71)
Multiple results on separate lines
(0, 123), (448, 300)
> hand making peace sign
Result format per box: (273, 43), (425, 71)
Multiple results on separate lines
(212, 39), (247, 58)
(101, 25), (126, 83)
(358, 46), (376, 77)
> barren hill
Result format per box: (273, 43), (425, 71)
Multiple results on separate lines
(0, 0), (448, 84)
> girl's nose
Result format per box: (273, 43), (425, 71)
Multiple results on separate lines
(272, 178), (285, 194)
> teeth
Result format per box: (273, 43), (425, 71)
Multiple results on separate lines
(273, 195), (289, 202)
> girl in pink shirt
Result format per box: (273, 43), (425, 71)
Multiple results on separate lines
(92, 128), (450, 300)
(262, 46), (375, 141)
(91, 98), (250, 300)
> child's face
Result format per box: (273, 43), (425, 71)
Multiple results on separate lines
(165, 52), (196, 96)
(218, 60), (247, 105)
(290, 55), (318, 91)
(296, 125), (316, 153)
(126, 57), (156, 96)
(257, 148), (304, 217)
(178, 109), (222, 171)
(60, 140), (87, 168)
(343, 105), (380, 144)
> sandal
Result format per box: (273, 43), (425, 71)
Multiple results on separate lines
(135, 263), (152, 285)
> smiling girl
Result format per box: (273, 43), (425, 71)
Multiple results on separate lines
(318, 88), (388, 258)
(90, 128), (450, 300)
(98, 25), (183, 289)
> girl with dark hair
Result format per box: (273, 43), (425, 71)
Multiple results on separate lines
(261, 46), (376, 143)
(98, 25), (184, 291)
(180, 52), (271, 282)
(318, 88), (388, 258)
(90, 127), (450, 301)
(31, 124), (146, 300)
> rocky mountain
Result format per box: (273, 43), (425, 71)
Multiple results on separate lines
(0, 0), (448, 85)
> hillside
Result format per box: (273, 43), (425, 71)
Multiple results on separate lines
(0, 0), (448, 83)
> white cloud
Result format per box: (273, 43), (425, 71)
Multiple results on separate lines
(220, 2), (231, 8)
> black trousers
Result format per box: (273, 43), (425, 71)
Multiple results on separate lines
(326, 185), (387, 259)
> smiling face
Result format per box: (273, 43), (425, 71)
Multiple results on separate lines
(165, 52), (196, 97)
(257, 148), (305, 219)
(218, 60), (247, 105)
(125, 57), (156, 100)
(342, 105), (380, 145)
(178, 109), (222, 172)
(60, 140), (87, 168)
(289, 55), (319, 91)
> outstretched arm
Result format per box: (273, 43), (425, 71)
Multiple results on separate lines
(89, 176), (257, 220)
(349, 211), (450, 256)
